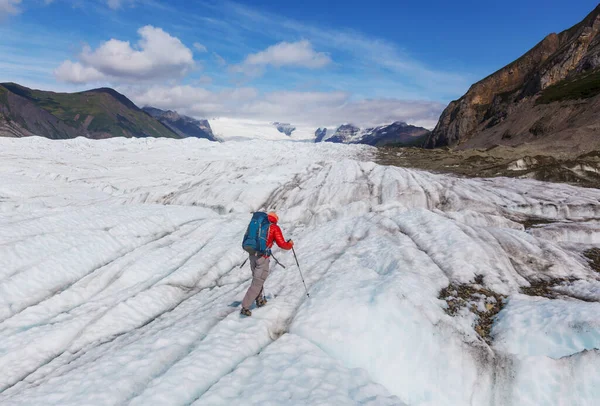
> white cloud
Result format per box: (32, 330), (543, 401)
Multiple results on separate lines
(246, 40), (330, 68)
(55, 60), (106, 84)
(39, 2), (453, 130)
(193, 42), (207, 53)
(194, 75), (213, 85)
(55, 25), (195, 84)
(231, 40), (331, 76)
(123, 85), (443, 129)
(0, 0), (21, 19)
(126, 85), (257, 111)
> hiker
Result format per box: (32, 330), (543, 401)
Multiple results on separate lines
(241, 211), (293, 316)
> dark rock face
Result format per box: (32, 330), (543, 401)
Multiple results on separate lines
(426, 5), (600, 150)
(272, 122), (296, 136)
(143, 107), (217, 141)
(315, 122), (429, 147)
(360, 122), (429, 147)
(325, 124), (361, 143)
(315, 128), (328, 143)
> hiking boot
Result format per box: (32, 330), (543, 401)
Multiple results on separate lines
(240, 307), (252, 317)
(256, 296), (267, 308)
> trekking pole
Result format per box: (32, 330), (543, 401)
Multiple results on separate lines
(239, 258), (248, 268)
(292, 246), (310, 298)
(271, 253), (287, 269)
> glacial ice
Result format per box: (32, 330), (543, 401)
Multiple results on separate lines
(0, 136), (599, 405)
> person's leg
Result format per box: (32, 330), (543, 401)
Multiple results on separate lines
(241, 254), (257, 310)
(241, 256), (270, 310)
(255, 257), (269, 307)
(257, 278), (264, 301)
(256, 284), (267, 307)
(256, 257), (270, 302)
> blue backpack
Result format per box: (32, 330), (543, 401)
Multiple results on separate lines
(242, 212), (271, 256)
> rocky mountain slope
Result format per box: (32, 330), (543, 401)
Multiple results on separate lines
(426, 5), (600, 154)
(272, 122), (296, 136)
(143, 107), (217, 141)
(315, 121), (429, 146)
(0, 83), (179, 140)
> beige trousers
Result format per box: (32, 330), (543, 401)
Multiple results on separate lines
(241, 255), (270, 309)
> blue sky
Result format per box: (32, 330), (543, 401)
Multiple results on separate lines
(0, 0), (598, 128)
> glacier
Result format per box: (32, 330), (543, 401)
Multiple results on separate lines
(0, 136), (599, 405)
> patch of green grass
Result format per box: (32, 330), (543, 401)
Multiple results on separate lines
(0, 85), (9, 106)
(537, 70), (600, 104)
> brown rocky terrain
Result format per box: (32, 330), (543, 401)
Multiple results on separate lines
(425, 4), (600, 152)
(376, 145), (600, 189)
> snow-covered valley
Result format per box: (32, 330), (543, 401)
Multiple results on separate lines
(0, 137), (599, 405)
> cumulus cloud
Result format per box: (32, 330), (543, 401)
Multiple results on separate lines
(0, 0), (21, 19)
(54, 61), (105, 84)
(246, 40), (330, 68)
(124, 85), (443, 129)
(231, 40), (331, 76)
(55, 26), (195, 84)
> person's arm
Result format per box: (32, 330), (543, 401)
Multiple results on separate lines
(271, 225), (293, 250)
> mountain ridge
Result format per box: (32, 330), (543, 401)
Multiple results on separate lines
(1, 82), (429, 145)
(316, 121), (429, 146)
(142, 106), (217, 141)
(426, 5), (600, 153)
(0, 83), (180, 140)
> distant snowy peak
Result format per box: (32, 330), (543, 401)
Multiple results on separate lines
(314, 128), (330, 143)
(272, 122), (296, 136)
(143, 107), (217, 141)
(323, 124), (362, 144)
(315, 121), (429, 147)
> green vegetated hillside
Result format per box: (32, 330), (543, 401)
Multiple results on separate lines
(537, 70), (600, 104)
(0, 82), (180, 139)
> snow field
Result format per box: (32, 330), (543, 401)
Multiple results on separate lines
(209, 118), (316, 142)
(195, 333), (404, 406)
(0, 136), (599, 405)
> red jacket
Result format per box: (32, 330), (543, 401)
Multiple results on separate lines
(267, 223), (293, 250)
